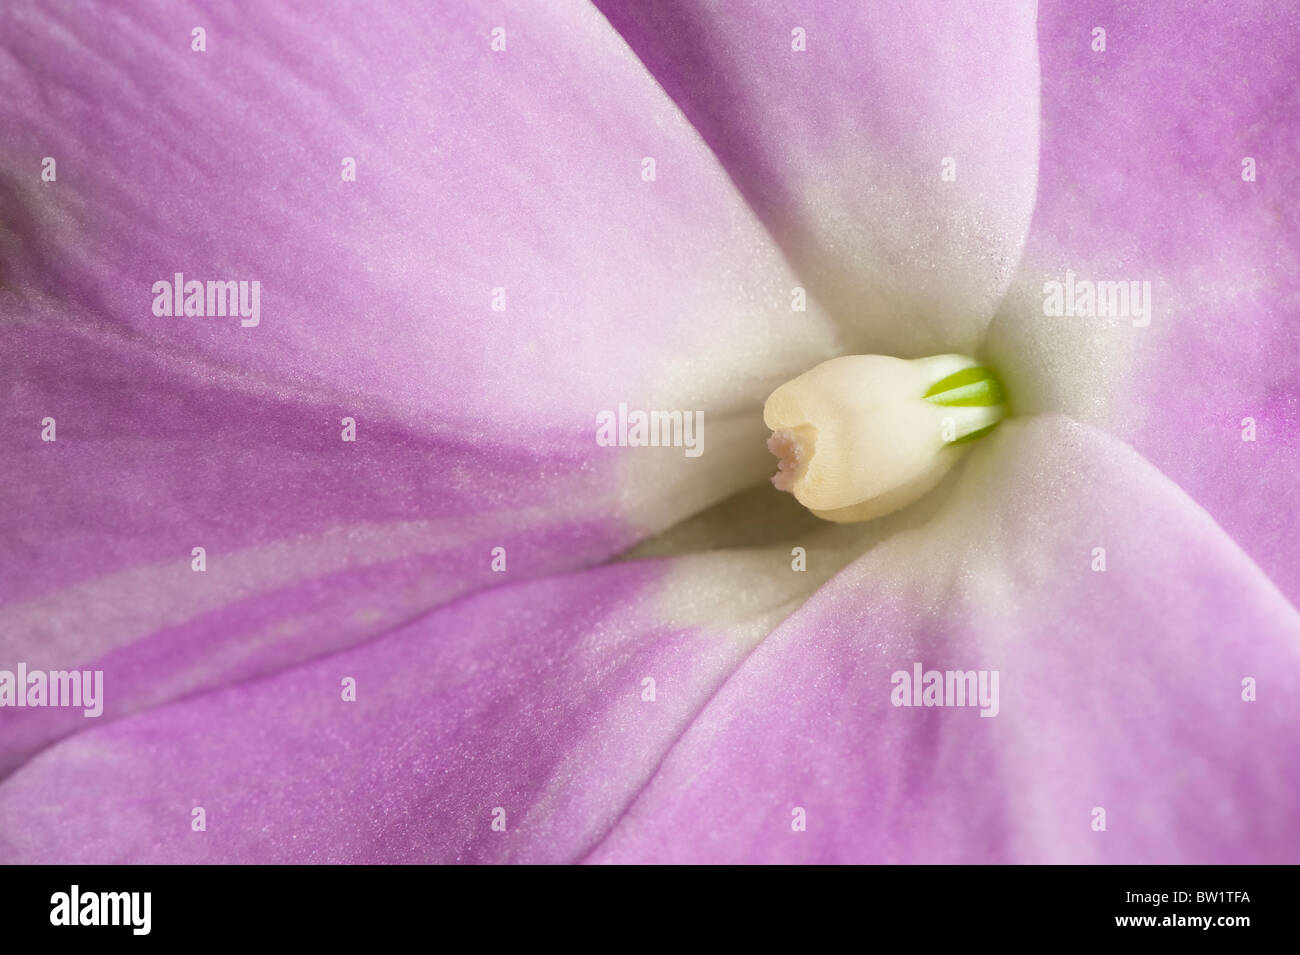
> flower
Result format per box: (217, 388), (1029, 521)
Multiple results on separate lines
(0, 0), (1297, 864)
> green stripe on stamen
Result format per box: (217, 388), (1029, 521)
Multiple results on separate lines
(921, 364), (1007, 445)
(922, 365), (1005, 407)
(948, 422), (1000, 445)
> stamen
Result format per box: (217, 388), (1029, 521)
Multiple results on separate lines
(762, 354), (1007, 523)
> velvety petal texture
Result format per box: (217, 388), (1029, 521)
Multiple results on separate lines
(0, 520), (869, 862)
(2, 419), (1296, 863)
(589, 418), (1300, 862)
(3, 0), (1295, 868)
(0, 0), (841, 771)
(988, 0), (1300, 604)
(596, 0), (1041, 356)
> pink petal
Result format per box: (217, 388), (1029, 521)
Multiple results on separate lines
(595, 0), (1042, 355)
(989, 0), (1300, 603)
(0, 554), (830, 862)
(0, 0), (838, 768)
(4, 418), (1296, 862)
(589, 417), (1300, 862)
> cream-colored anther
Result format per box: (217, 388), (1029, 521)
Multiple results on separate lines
(764, 354), (1006, 523)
